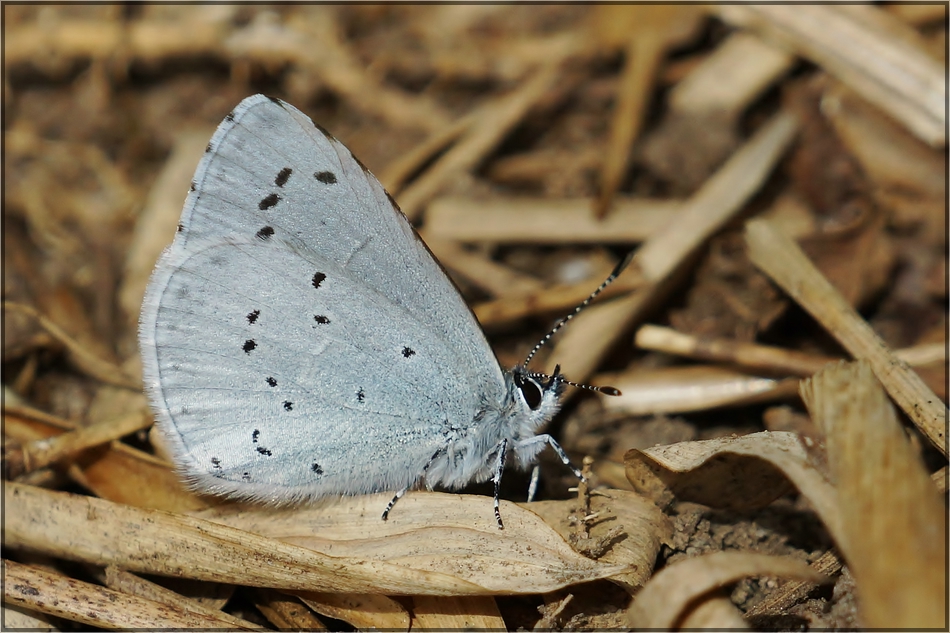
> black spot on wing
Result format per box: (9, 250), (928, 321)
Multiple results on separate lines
(259, 193), (279, 210)
(313, 315), (330, 325)
(312, 463), (324, 475)
(283, 401), (293, 411)
(256, 446), (272, 456)
(275, 167), (292, 187)
(247, 310), (260, 324)
(243, 339), (257, 354)
(356, 387), (365, 403)
(225, 111), (235, 122)
(315, 171), (337, 184)
(312, 272), (326, 288)
(401, 347), (415, 358)
(256, 226), (275, 240)
(252, 429), (260, 442)
(266, 377), (277, 387)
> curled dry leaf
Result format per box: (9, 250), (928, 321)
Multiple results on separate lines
(801, 360), (947, 628)
(624, 430), (843, 539)
(293, 594), (508, 632)
(293, 592), (410, 631)
(521, 488), (673, 592)
(676, 595), (749, 630)
(627, 551), (826, 629)
(201, 491), (629, 595)
(408, 596), (507, 631)
(250, 588), (329, 631)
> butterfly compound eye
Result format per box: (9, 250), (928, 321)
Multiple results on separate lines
(516, 374), (544, 410)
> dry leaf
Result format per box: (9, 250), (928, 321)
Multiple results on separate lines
(5, 482), (481, 595)
(202, 491), (629, 594)
(4, 560), (256, 630)
(627, 551), (825, 629)
(624, 430), (844, 543)
(801, 360), (946, 628)
(294, 592), (410, 631)
(522, 488), (672, 592)
(408, 596), (506, 631)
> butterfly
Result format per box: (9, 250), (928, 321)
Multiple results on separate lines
(140, 94), (623, 528)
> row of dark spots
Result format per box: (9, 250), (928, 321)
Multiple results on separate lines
(254, 166), (287, 239)
(310, 273), (329, 327)
(242, 265), (331, 349)
(249, 424), (324, 476)
(243, 305), (260, 354)
(271, 168), (337, 190)
(211, 456), (251, 483)
(252, 429), (272, 456)
(257, 170), (336, 214)
(209, 434), (324, 479)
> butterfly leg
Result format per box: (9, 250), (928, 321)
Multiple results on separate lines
(527, 464), (541, 503)
(515, 434), (585, 484)
(381, 446), (444, 522)
(489, 438), (509, 529)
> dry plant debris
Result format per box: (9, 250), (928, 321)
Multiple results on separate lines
(3, 5), (946, 631)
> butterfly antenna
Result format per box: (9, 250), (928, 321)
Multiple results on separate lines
(526, 365), (621, 396)
(523, 251), (634, 396)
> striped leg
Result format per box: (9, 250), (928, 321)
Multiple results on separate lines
(490, 438), (509, 529)
(381, 446), (444, 521)
(516, 433), (584, 486)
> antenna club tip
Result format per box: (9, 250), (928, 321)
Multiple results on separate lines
(600, 386), (621, 396)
